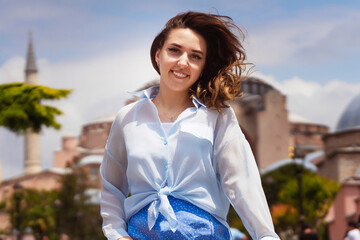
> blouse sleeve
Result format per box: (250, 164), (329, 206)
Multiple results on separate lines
(214, 107), (280, 240)
(100, 112), (130, 239)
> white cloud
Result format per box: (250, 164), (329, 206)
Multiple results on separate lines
(253, 72), (360, 130)
(0, 56), (25, 82)
(245, 7), (360, 66)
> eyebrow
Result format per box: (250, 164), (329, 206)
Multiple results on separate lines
(169, 43), (205, 56)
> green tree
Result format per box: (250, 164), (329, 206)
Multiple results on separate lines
(56, 164), (105, 240)
(262, 164), (300, 206)
(278, 171), (339, 229)
(0, 82), (71, 134)
(6, 189), (59, 239)
(262, 163), (339, 239)
(227, 164), (305, 239)
(3, 167), (105, 240)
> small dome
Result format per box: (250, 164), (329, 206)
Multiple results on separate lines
(336, 93), (360, 131)
(87, 113), (117, 125)
(77, 155), (102, 167)
(288, 112), (312, 124)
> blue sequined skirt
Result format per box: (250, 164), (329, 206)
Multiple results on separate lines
(128, 196), (230, 240)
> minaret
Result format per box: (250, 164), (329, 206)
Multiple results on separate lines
(24, 31), (41, 175)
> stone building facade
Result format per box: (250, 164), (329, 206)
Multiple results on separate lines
(289, 121), (328, 153)
(318, 129), (360, 183)
(232, 77), (291, 169)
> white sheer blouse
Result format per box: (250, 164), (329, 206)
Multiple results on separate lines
(100, 86), (279, 240)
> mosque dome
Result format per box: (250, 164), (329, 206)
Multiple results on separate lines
(336, 93), (360, 131)
(241, 77), (275, 96)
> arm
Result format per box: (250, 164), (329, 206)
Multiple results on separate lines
(214, 108), (279, 240)
(100, 113), (131, 240)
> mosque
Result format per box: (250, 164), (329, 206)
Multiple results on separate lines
(0, 35), (359, 240)
(320, 94), (360, 240)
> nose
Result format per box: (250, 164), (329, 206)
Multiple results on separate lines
(177, 53), (189, 68)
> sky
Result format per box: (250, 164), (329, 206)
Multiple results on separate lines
(0, 0), (360, 180)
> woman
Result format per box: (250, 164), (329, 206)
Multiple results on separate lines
(100, 11), (279, 240)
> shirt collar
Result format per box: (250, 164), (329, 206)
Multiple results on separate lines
(129, 85), (206, 109)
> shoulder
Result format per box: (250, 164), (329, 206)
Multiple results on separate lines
(113, 99), (147, 125)
(214, 105), (238, 126)
(212, 104), (243, 142)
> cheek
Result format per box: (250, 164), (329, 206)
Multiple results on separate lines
(195, 63), (206, 75)
(159, 52), (172, 66)
(197, 58), (206, 70)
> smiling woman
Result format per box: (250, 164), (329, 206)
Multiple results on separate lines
(100, 11), (280, 240)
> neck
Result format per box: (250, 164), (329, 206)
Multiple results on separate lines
(155, 86), (191, 110)
(153, 85), (193, 122)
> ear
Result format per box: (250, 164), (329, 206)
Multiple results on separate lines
(155, 49), (160, 66)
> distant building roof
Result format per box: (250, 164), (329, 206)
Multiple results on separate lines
(288, 113), (312, 124)
(305, 151), (325, 166)
(62, 132), (76, 138)
(48, 168), (71, 175)
(86, 113), (117, 125)
(336, 93), (360, 131)
(77, 155), (102, 167)
(261, 157), (317, 175)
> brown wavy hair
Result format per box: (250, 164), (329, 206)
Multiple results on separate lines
(150, 11), (250, 110)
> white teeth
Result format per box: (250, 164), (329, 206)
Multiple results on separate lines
(173, 71), (187, 78)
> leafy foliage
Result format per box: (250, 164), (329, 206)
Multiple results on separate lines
(278, 171), (339, 227)
(7, 189), (59, 238)
(227, 164), (305, 238)
(262, 164), (299, 206)
(55, 166), (105, 240)
(0, 83), (71, 134)
(4, 167), (104, 239)
(262, 163), (339, 238)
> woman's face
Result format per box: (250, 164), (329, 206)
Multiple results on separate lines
(155, 28), (207, 95)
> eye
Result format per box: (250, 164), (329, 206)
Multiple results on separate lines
(168, 47), (179, 53)
(191, 54), (202, 60)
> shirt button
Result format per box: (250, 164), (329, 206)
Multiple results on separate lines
(164, 140), (168, 145)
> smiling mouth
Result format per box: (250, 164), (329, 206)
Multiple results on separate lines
(172, 70), (188, 78)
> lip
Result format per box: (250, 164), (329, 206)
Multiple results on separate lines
(171, 70), (189, 78)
